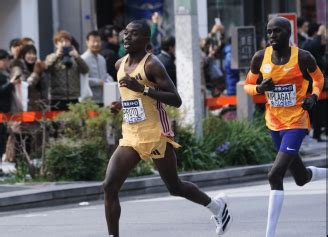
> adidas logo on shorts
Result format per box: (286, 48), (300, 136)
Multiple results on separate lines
(151, 149), (161, 155)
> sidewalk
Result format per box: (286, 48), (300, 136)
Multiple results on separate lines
(0, 137), (326, 212)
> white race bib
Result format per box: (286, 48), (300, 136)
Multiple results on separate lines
(267, 84), (296, 107)
(122, 98), (146, 124)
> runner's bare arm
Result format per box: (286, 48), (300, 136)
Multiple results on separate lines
(144, 55), (182, 107)
(111, 58), (124, 111)
(250, 50), (265, 74)
(244, 50), (267, 95)
(299, 49), (324, 98)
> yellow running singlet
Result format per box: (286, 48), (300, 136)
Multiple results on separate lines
(117, 53), (180, 160)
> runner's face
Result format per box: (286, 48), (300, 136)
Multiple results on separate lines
(123, 23), (147, 53)
(267, 22), (289, 50)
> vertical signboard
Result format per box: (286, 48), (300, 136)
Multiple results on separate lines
(268, 13), (297, 46)
(231, 26), (256, 69)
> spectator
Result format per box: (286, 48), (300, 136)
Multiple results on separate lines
(45, 31), (89, 110)
(297, 18), (309, 48)
(8, 37), (35, 62)
(150, 12), (162, 55)
(99, 25), (120, 81)
(303, 23), (326, 70)
(0, 50), (13, 111)
(19, 37), (35, 46)
(82, 31), (113, 106)
(0, 50), (19, 174)
(223, 39), (239, 95)
(71, 36), (81, 54)
(18, 45), (48, 110)
(208, 20), (225, 47)
(199, 38), (210, 99)
(8, 38), (21, 60)
(13, 45), (47, 162)
(157, 36), (176, 86)
(302, 23), (327, 141)
(202, 37), (225, 97)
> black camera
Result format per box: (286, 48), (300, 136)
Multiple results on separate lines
(61, 46), (73, 68)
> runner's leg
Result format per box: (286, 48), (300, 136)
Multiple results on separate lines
(266, 152), (294, 237)
(288, 155), (312, 186)
(153, 143), (233, 235)
(152, 143), (211, 206)
(103, 146), (141, 237)
(266, 129), (307, 237)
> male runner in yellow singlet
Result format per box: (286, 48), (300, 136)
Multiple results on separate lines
(103, 20), (232, 236)
(244, 17), (326, 237)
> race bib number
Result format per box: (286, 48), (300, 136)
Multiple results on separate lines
(267, 84), (296, 107)
(122, 98), (146, 124)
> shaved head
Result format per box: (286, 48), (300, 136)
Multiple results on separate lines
(267, 17), (291, 36)
(266, 16), (292, 50)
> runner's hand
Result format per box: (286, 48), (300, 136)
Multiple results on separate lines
(110, 101), (122, 113)
(119, 74), (144, 93)
(256, 78), (274, 93)
(302, 94), (318, 111)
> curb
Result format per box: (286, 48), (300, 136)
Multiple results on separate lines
(0, 155), (326, 212)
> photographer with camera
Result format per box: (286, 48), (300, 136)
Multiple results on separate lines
(45, 31), (89, 110)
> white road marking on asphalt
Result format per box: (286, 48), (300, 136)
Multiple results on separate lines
(17, 214), (48, 218)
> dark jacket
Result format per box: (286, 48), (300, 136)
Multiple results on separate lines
(203, 56), (224, 90)
(157, 51), (176, 86)
(0, 72), (14, 113)
(21, 60), (49, 111)
(297, 33), (307, 48)
(45, 53), (89, 100)
(100, 42), (119, 81)
(302, 35), (325, 71)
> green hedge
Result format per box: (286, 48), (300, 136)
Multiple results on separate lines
(175, 126), (218, 171)
(203, 116), (275, 166)
(45, 138), (107, 181)
(175, 115), (275, 171)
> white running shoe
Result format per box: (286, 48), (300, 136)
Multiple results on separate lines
(210, 193), (233, 235)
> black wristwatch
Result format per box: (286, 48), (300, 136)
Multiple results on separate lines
(143, 86), (150, 95)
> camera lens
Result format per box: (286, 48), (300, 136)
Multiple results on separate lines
(61, 47), (73, 68)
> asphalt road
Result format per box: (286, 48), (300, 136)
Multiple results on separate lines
(0, 178), (326, 237)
